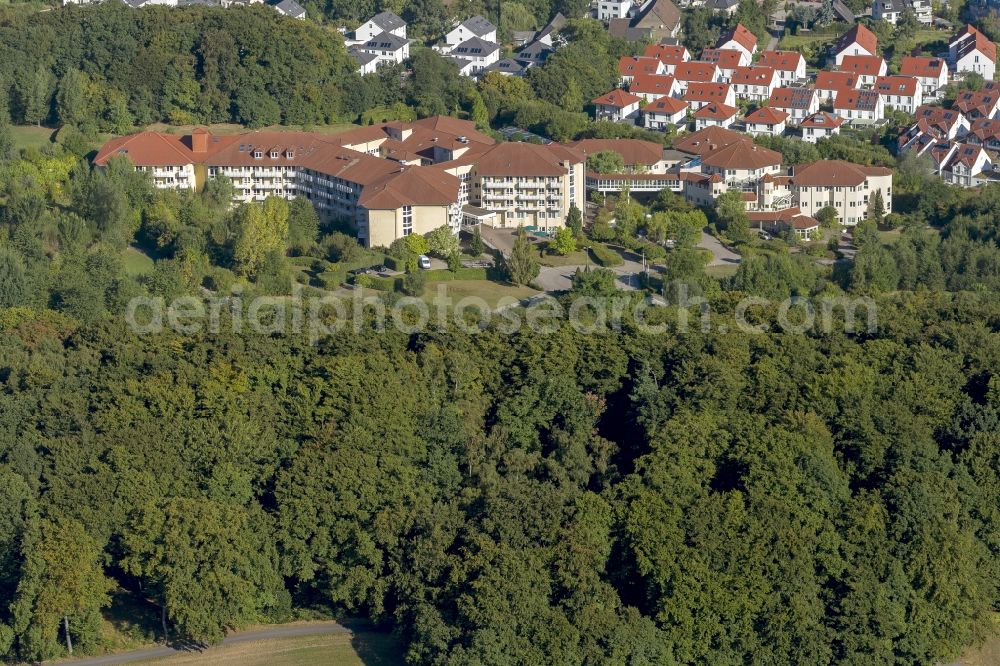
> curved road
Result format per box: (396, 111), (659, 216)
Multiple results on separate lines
(53, 621), (351, 666)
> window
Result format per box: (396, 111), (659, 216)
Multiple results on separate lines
(253, 150), (263, 159)
(402, 205), (413, 236)
(270, 150), (279, 159)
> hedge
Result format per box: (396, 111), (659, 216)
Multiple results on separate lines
(317, 270), (348, 290)
(352, 274), (398, 291)
(589, 244), (624, 267)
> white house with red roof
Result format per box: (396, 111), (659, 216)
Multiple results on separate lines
(619, 56), (667, 84)
(834, 88), (885, 122)
(673, 61), (720, 93)
(744, 107), (789, 137)
(593, 89), (643, 122)
(799, 111), (844, 143)
(874, 75), (922, 113)
(757, 50), (807, 85)
(715, 23), (758, 61)
(643, 96), (689, 130)
(629, 74), (681, 101)
(683, 82), (735, 110)
(899, 57), (949, 98)
(832, 23), (878, 66)
(768, 87), (818, 124)
(791, 159), (893, 225)
(814, 70), (860, 104)
(953, 88), (1000, 120)
(938, 143), (992, 186)
(643, 44), (690, 74)
(700, 48), (747, 82)
(950, 25), (997, 81)
(694, 102), (739, 130)
(839, 55), (887, 86)
(964, 117), (1000, 152)
(731, 66), (780, 101)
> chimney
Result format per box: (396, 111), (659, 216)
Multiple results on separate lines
(191, 128), (210, 153)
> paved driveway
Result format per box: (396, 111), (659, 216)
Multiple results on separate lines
(697, 231), (741, 266)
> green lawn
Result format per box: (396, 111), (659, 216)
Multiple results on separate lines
(136, 630), (402, 666)
(124, 247), (155, 276)
(142, 122), (359, 136)
(778, 31), (838, 50)
(422, 280), (540, 309)
(705, 263), (739, 278)
(10, 125), (56, 152)
(538, 249), (590, 267)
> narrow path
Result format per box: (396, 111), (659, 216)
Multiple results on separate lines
(51, 621), (351, 666)
(697, 231), (741, 267)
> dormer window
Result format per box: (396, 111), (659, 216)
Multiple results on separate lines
(286, 149), (295, 159)
(253, 150), (263, 159)
(270, 150), (279, 159)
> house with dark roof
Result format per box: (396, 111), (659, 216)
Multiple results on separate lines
(355, 11), (406, 42)
(273, 0), (305, 19)
(482, 58), (529, 77)
(358, 32), (409, 67)
(449, 37), (500, 75)
(446, 16), (497, 46)
(607, 0), (681, 42)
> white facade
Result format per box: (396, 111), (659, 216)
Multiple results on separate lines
(356, 12), (406, 42)
(598, 0), (633, 20)
(445, 17), (497, 46)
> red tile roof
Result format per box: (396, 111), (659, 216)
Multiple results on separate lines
(792, 159), (891, 187)
(834, 88), (881, 111)
(900, 56), (947, 78)
(744, 107), (789, 125)
(968, 117), (1000, 143)
(674, 61), (718, 82)
(700, 48), (744, 68)
(731, 66), (778, 86)
(619, 56), (663, 78)
(758, 50), (804, 72)
(815, 70), (860, 91)
(834, 23), (878, 57)
(839, 55), (886, 76)
(701, 140), (782, 169)
(644, 96), (689, 114)
(800, 111), (844, 129)
(954, 89), (1000, 118)
(643, 44), (690, 65)
(768, 86), (816, 109)
(694, 102), (739, 119)
(593, 89), (643, 107)
(569, 139), (665, 167)
(474, 142), (584, 177)
(874, 75), (919, 97)
(717, 23), (758, 53)
(673, 125), (746, 155)
(629, 74), (678, 96)
(683, 81), (732, 103)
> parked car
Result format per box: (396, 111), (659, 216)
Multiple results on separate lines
(418, 255), (432, 270)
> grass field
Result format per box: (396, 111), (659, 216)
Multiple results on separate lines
(10, 125), (56, 152)
(142, 122), (359, 136)
(778, 31), (838, 50)
(537, 249), (591, 267)
(422, 280), (539, 308)
(704, 263), (739, 278)
(136, 631), (403, 666)
(123, 247), (155, 276)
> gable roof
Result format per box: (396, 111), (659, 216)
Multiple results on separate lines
(644, 43), (690, 65)
(94, 131), (198, 166)
(732, 66), (778, 85)
(874, 75), (919, 97)
(644, 96), (689, 114)
(364, 32), (408, 51)
(792, 159), (891, 186)
(619, 56), (664, 78)
(358, 167), (460, 209)
(569, 139), (665, 166)
(700, 48), (744, 68)
(673, 125), (747, 154)
(768, 86), (816, 109)
(593, 89), (643, 107)
(694, 102), (739, 119)
(484, 58), (529, 76)
(632, 0), (682, 32)
(629, 74), (678, 95)
(674, 61), (718, 81)
(474, 142), (583, 177)
(834, 88), (881, 111)
(834, 23), (878, 56)
(452, 37), (499, 57)
(457, 15), (496, 37)
(683, 81), (732, 103)
(367, 11), (405, 31)
(757, 50), (804, 72)
(968, 117), (1000, 143)
(943, 143), (987, 170)
(800, 111), (844, 129)
(349, 49), (380, 67)
(716, 23), (757, 52)
(275, 0), (305, 17)
(744, 107), (789, 125)
(839, 55), (885, 76)
(701, 139), (782, 169)
(900, 56), (947, 78)
(954, 26), (998, 63)
(815, 70), (859, 90)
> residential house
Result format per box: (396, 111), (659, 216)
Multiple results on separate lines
(940, 143), (991, 185)
(899, 57), (949, 97)
(593, 90), (643, 122)
(643, 43), (690, 74)
(683, 81), (735, 110)
(953, 88), (1000, 119)
(358, 32), (409, 67)
(629, 74), (681, 101)
(731, 66), (780, 101)
(446, 15), (497, 46)
(598, 0), (633, 20)
(350, 50), (380, 76)
(744, 107), (789, 136)
(619, 56), (666, 84)
(873, 0), (931, 24)
(814, 70), (860, 103)
(449, 37), (500, 75)
(355, 11), (406, 42)
(898, 106), (971, 154)
(607, 0), (682, 42)
(799, 111), (845, 142)
(482, 58), (529, 77)
(642, 96), (689, 129)
(768, 87), (818, 123)
(834, 88), (885, 122)
(757, 50), (807, 85)
(673, 61), (720, 92)
(950, 24), (997, 80)
(832, 23), (878, 65)
(964, 116), (1000, 151)
(748, 208), (821, 239)
(694, 102), (739, 129)
(839, 55), (887, 86)
(705, 0), (739, 15)
(874, 75), (923, 113)
(790, 159), (893, 225)
(274, 0), (305, 19)
(715, 23), (758, 61)
(700, 48), (749, 82)
(517, 40), (556, 67)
